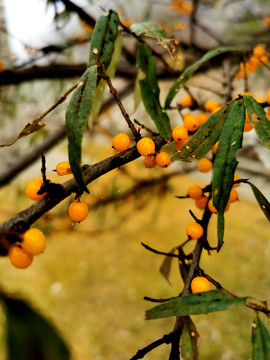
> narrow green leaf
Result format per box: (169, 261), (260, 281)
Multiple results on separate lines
(145, 290), (246, 320)
(164, 47), (242, 109)
(65, 65), (97, 192)
(247, 181), (270, 222)
(212, 100), (245, 249)
(172, 100), (235, 161)
(180, 317), (199, 360)
(137, 43), (172, 139)
(3, 296), (70, 360)
(89, 33), (123, 124)
(133, 68), (144, 112)
(88, 10), (120, 70)
(252, 314), (270, 360)
(244, 95), (270, 149)
(130, 22), (176, 58)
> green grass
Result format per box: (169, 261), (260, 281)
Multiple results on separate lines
(0, 163), (269, 360)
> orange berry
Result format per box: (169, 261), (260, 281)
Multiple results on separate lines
(195, 196), (208, 210)
(175, 137), (188, 150)
(185, 222), (204, 240)
(212, 141), (219, 154)
(8, 245), (33, 269)
(208, 198), (230, 213)
(171, 126), (188, 142)
(180, 95), (194, 107)
(112, 133), (131, 152)
(68, 201), (89, 222)
(266, 107), (270, 120)
(255, 97), (264, 104)
(21, 228), (46, 255)
(204, 100), (218, 113)
(228, 188), (238, 203)
(253, 44), (266, 58)
(197, 158), (213, 173)
(233, 174), (240, 187)
(191, 276), (210, 293)
(56, 161), (72, 176)
(197, 113), (208, 125)
(244, 121), (253, 132)
(208, 199), (218, 214)
(136, 138), (156, 156)
(187, 185), (203, 199)
(26, 179), (46, 201)
(211, 105), (222, 114)
(143, 155), (156, 168)
(183, 114), (199, 132)
(155, 152), (171, 168)
(266, 91), (270, 105)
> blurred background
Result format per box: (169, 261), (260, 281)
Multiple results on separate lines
(0, 0), (270, 359)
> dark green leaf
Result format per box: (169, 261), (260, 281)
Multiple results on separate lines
(88, 10), (120, 70)
(212, 100), (245, 249)
(165, 47), (242, 109)
(137, 43), (172, 139)
(180, 317), (199, 360)
(172, 100), (235, 161)
(89, 33), (122, 123)
(65, 65), (97, 192)
(145, 290), (246, 320)
(252, 314), (270, 360)
(3, 296), (70, 360)
(247, 181), (270, 222)
(130, 23), (176, 58)
(244, 95), (270, 149)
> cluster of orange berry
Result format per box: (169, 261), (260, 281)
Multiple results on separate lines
(235, 44), (269, 79)
(112, 133), (171, 168)
(8, 161), (90, 270)
(8, 228), (46, 269)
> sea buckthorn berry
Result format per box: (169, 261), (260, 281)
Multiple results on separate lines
(187, 185), (203, 199)
(255, 97), (264, 103)
(211, 105), (222, 114)
(21, 228), (46, 255)
(204, 100), (218, 113)
(191, 276), (210, 293)
(56, 161), (72, 176)
(171, 126), (188, 142)
(266, 91), (270, 105)
(136, 137), (155, 156)
(208, 198), (230, 213)
(175, 138), (188, 150)
(244, 120), (253, 132)
(197, 113), (208, 125)
(112, 133), (131, 152)
(68, 201), (89, 222)
(197, 158), (213, 173)
(207, 199), (218, 214)
(195, 196), (208, 210)
(155, 152), (171, 168)
(185, 222), (204, 240)
(212, 141), (219, 154)
(183, 114), (199, 132)
(180, 95), (193, 107)
(266, 107), (270, 120)
(253, 44), (266, 58)
(233, 174), (240, 187)
(8, 245), (33, 269)
(26, 179), (47, 201)
(143, 155), (156, 168)
(228, 188), (238, 203)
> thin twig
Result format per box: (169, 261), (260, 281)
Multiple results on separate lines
(98, 61), (139, 140)
(141, 242), (180, 258)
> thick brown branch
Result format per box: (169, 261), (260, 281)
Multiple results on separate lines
(0, 135), (166, 236)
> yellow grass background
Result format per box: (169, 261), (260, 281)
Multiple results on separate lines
(0, 149), (269, 360)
